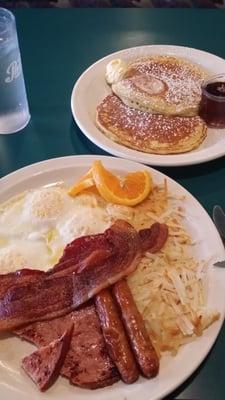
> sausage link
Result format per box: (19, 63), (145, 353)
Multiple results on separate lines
(95, 289), (139, 384)
(113, 280), (159, 378)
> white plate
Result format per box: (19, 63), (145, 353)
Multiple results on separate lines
(0, 155), (225, 400)
(71, 45), (225, 167)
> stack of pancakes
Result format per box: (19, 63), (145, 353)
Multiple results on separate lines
(96, 56), (208, 155)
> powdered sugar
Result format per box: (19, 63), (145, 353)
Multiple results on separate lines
(99, 95), (204, 145)
(123, 56), (206, 107)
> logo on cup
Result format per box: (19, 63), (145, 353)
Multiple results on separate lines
(5, 59), (22, 83)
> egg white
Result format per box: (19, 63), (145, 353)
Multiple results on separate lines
(0, 186), (74, 273)
(0, 186), (129, 275)
(56, 195), (111, 247)
(21, 186), (74, 233)
(0, 240), (51, 273)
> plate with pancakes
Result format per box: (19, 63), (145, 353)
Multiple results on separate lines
(71, 45), (225, 166)
(0, 155), (225, 400)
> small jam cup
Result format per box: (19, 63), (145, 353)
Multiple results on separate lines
(199, 73), (225, 129)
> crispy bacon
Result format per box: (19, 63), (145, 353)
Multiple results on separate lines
(139, 222), (168, 253)
(49, 249), (113, 277)
(0, 220), (141, 332)
(49, 222), (168, 278)
(0, 221), (169, 333)
(57, 234), (112, 265)
(0, 222), (167, 298)
(0, 269), (45, 299)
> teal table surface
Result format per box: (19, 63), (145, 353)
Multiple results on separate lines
(0, 8), (225, 400)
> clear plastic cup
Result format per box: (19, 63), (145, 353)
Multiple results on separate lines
(199, 74), (225, 129)
(0, 8), (30, 134)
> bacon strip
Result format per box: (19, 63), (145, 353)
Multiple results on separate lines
(139, 222), (168, 253)
(0, 220), (141, 332)
(0, 221), (168, 333)
(0, 222), (168, 299)
(0, 269), (45, 299)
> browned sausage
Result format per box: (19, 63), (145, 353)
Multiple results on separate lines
(113, 280), (159, 378)
(139, 222), (168, 253)
(95, 289), (139, 384)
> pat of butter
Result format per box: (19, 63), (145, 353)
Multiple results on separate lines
(105, 59), (128, 85)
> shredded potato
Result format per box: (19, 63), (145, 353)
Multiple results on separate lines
(121, 181), (220, 355)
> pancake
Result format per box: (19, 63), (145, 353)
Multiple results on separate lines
(96, 94), (207, 155)
(110, 56), (208, 117)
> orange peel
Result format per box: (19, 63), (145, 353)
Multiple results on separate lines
(92, 160), (153, 206)
(68, 168), (94, 196)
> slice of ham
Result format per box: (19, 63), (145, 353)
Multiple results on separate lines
(16, 304), (119, 389)
(22, 324), (73, 391)
(0, 220), (142, 332)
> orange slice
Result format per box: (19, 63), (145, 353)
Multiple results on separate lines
(92, 160), (153, 206)
(68, 168), (94, 196)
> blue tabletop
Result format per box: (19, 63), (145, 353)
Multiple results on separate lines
(0, 8), (225, 399)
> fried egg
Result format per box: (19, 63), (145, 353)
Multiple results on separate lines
(21, 186), (74, 232)
(0, 186), (73, 273)
(56, 205), (110, 247)
(0, 186), (126, 274)
(0, 240), (51, 273)
(0, 186), (73, 238)
(0, 195), (25, 237)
